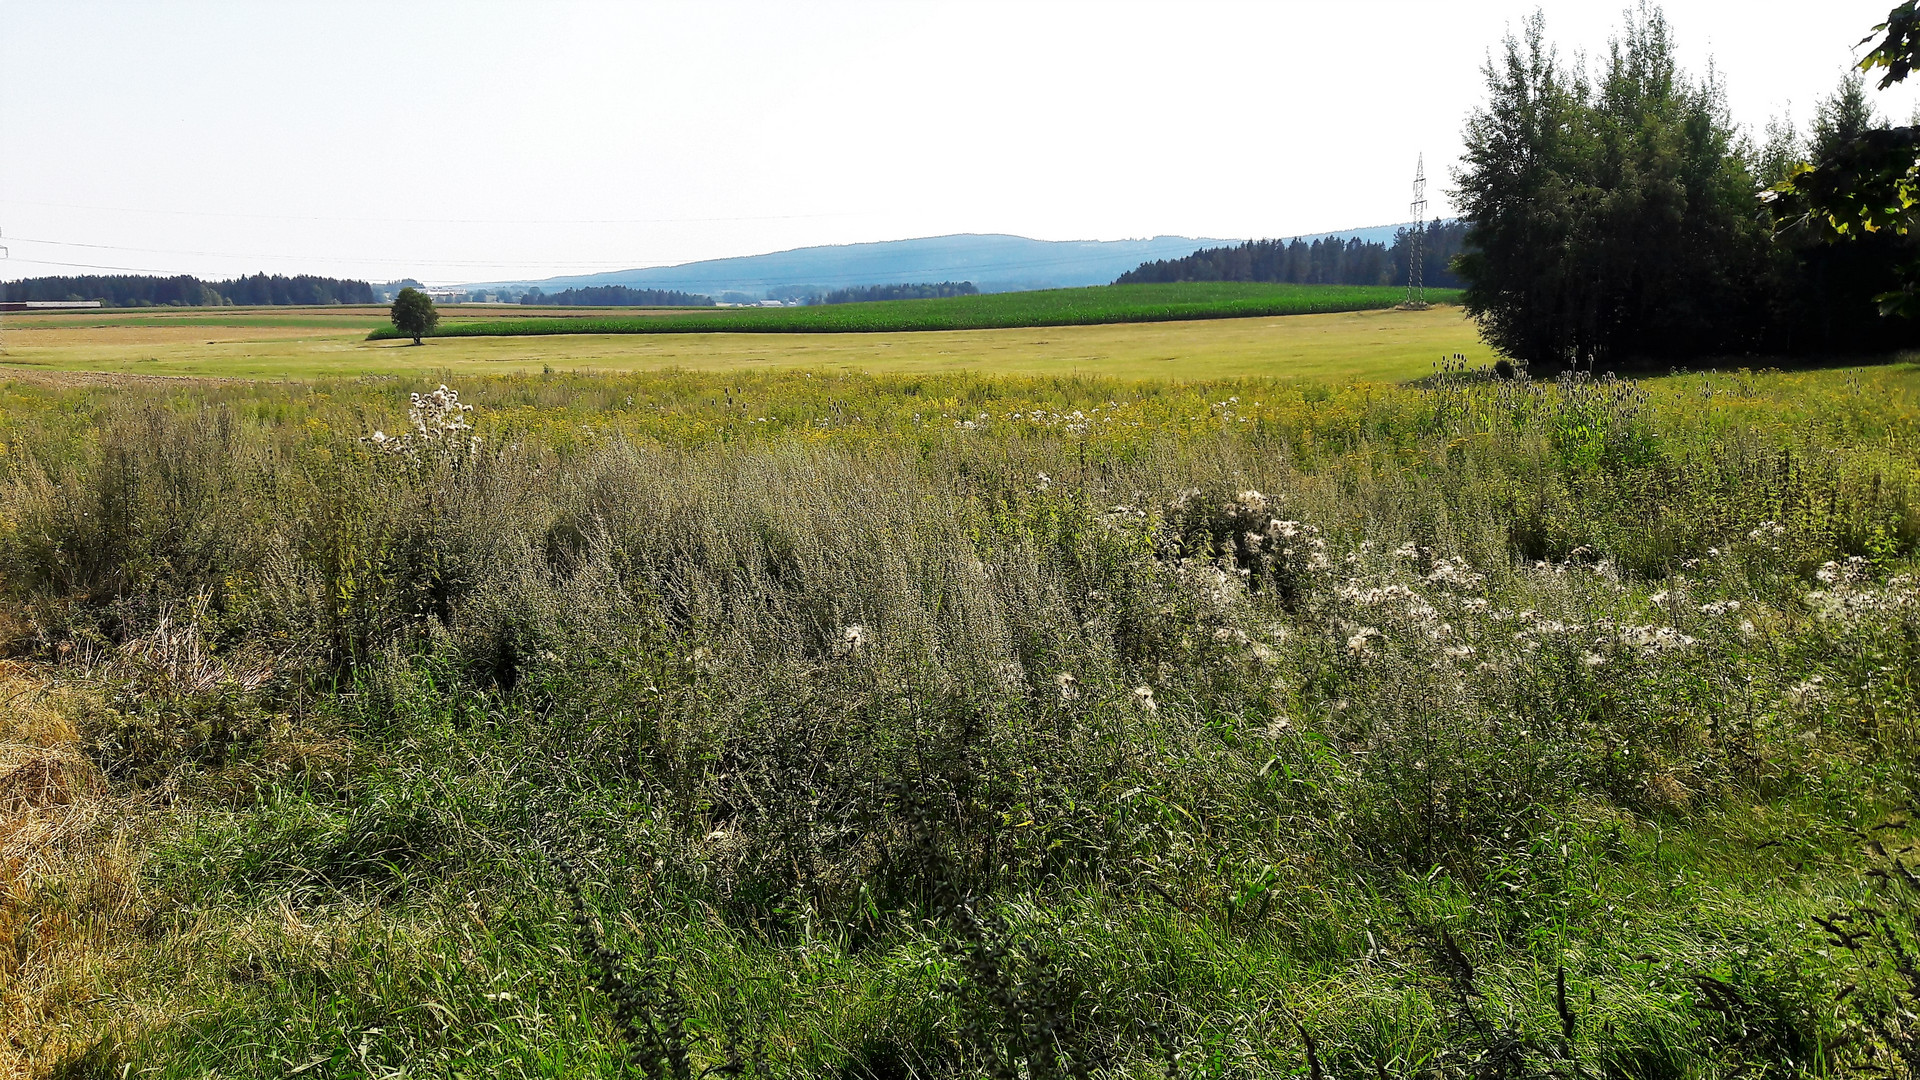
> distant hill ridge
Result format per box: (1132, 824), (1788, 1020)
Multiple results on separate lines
(460, 228), (1422, 300)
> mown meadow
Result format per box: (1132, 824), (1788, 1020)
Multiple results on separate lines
(0, 304), (1481, 383)
(365, 283), (1456, 341)
(2, 359), (1919, 1077)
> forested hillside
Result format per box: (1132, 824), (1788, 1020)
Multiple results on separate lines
(1116, 222), (1467, 289)
(0, 273), (373, 307)
(465, 233), (1232, 298)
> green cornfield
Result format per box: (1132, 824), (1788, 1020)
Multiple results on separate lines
(367, 283), (1458, 340)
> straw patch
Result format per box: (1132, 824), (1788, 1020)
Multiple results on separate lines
(0, 753), (97, 815)
(0, 671), (149, 1080)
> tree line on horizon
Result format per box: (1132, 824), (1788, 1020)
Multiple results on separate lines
(1114, 224), (1468, 290)
(0, 273), (373, 307)
(520, 285), (715, 307)
(813, 281), (979, 304)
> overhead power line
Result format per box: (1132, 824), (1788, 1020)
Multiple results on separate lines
(0, 197), (869, 228)
(4, 235), (661, 270)
(4, 255), (278, 275)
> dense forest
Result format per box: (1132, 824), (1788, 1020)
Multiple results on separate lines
(815, 281), (979, 304)
(520, 285), (714, 307)
(1114, 223), (1467, 289)
(0, 273), (373, 307)
(1456, 11), (1920, 370)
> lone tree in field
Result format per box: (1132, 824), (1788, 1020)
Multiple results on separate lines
(390, 287), (438, 345)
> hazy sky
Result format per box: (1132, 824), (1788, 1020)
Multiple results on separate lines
(4, 1), (1917, 286)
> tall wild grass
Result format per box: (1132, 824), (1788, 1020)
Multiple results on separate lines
(2, 362), (1919, 1076)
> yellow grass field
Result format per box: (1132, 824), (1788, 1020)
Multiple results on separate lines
(0, 303), (1486, 383)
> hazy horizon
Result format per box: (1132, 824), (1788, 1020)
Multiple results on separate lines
(5, 0), (1916, 286)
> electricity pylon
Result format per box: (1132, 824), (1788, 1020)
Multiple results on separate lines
(1404, 155), (1429, 310)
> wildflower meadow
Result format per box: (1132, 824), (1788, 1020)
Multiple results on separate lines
(2, 359), (1919, 1076)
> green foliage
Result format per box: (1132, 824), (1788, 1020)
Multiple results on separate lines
(6, 362), (1920, 1075)
(364, 283), (1453, 340)
(78, 687), (275, 790)
(1812, 73), (1881, 164)
(1455, 8), (1777, 372)
(388, 287), (439, 345)
(1769, 4), (1920, 316)
(1861, 0), (1920, 88)
(1775, 127), (1920, 243)
(1753, 76), (1920, 345)
(1461, 7), (1920, 364)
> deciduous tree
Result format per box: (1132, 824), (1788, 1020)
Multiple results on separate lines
(390, 287), (438, 345)
(1772, 3), (1920, 314)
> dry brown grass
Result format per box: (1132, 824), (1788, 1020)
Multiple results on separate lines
(0, 666), (82, 754)
(0, 632), (351, 1076)
(0, 665), (147, 1079)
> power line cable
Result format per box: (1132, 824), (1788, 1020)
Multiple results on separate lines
(5, 235), (666, 269)
(3, 255), (195, 274)
(0, 197), (871, 227)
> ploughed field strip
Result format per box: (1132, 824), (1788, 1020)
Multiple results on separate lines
(1, 362), (1918, 1076)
